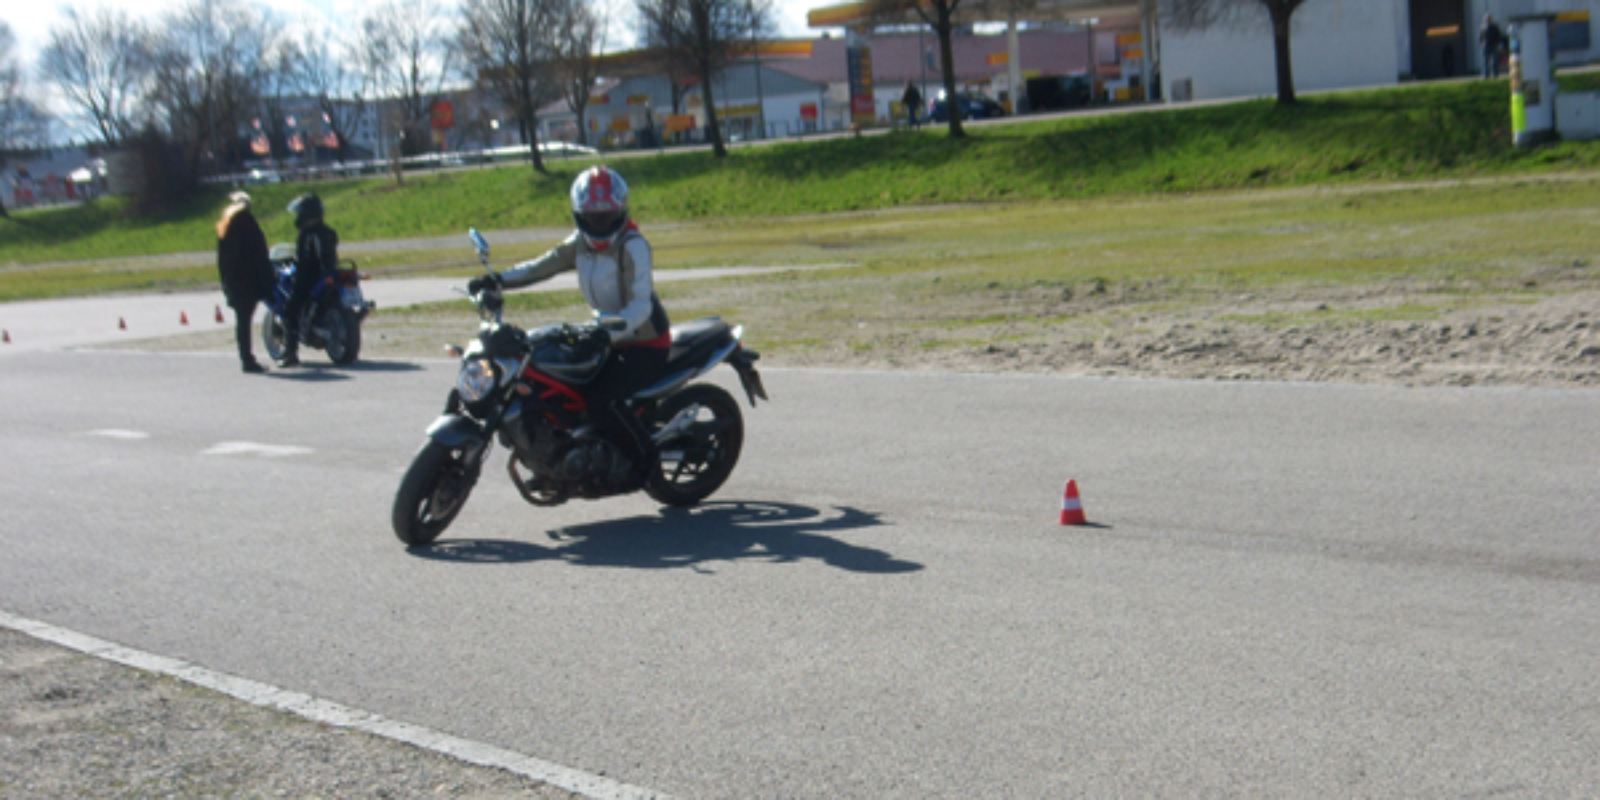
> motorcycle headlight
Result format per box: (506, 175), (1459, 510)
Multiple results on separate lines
(457, 358), (496, 402)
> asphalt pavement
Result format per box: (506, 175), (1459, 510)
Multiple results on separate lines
(3, 340), (1598, 797)
(0, 266), (821, 355)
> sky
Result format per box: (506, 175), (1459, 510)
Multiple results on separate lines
(3, 0), (821, 140)
(3, 0), (820, 67)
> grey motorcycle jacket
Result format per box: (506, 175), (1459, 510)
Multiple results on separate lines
(498, 226), (669, 345)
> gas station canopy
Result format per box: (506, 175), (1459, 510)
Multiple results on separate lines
(806, 0), (1145, 30)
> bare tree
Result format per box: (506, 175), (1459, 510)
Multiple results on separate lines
(148, 0), (283, 177)
(459, 0), (567, 173)
(1164, 0), (1310, 105)
(635, 0), (772, 158)
(39, 7), (154, 148)
(637, 0), (696, 116)
(1, 21), (52, 218)
(555, 0), (607, 148)
(293, 21), (369, 164)
(358, 0), (458, 159)
(866, 0), (966, 137)
(257, 40), (302, 169)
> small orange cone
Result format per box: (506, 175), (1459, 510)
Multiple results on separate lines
(2, 329), (9, 343)
(1058, 480), (1087, 526)
(118, 317), (127, 330)
(180, 311), (189, 325)
(215, 304), (225, 323)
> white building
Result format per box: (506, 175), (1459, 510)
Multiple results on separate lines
(1161, 0), (1597, 103)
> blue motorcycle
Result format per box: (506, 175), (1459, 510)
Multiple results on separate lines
(261, 244), (374, 365)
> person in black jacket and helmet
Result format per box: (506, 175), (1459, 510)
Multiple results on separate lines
(281, 192), (339, 366)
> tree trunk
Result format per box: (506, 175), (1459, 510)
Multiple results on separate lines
(700, 60), (727, 158)
(523, 110), (546, 173)
(1270, 3), (1297, 105)
(938, 7), (964, 137)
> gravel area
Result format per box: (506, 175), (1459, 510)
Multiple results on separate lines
(0, 626), (582, 798)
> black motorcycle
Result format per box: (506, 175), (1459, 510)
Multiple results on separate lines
(261, 244), (373, 365)
(391, 229), (768, 547)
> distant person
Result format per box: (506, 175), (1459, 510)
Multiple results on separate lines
(1480, 14), (1505, 79)
(280, 192), (339, 367)
(902, 82), (924, 129)
(215, 191), (275, 373)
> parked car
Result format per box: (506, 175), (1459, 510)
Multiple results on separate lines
(928, 92), (1006, 122)
(1025, 74), (1094, 112)
(245, 168), (282, 185)
(537, 141), (599, 158)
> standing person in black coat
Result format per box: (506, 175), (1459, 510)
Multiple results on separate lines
(280, 192), (339, 367)
(1479, 14), (1505, 79)
(902, 81), (924, 129)
(216, 191), (274, 373)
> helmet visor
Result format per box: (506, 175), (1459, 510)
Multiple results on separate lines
(576, 209), (624, 239)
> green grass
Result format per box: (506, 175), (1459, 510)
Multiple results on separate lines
(4, 73), (1599, 286)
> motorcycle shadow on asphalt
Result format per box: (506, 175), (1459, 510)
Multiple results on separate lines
(265, 360), (424, 381)
(409, 501), (922, 575)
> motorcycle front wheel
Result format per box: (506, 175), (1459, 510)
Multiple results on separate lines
(392, 439), (476, 547)
(646, 383), (744, 507)
(320, 304), (361, 365)
(261, 311), (287, 362)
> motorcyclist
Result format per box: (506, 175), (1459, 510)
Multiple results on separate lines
(468, 165), (669, 488)
(280, 192), (339, 367)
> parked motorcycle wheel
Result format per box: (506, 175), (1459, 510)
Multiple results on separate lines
(320, 305), (361, 365)
(646, 383), (744, 507)
(393, 439), (475, 546)
(261, 312), (288, 362)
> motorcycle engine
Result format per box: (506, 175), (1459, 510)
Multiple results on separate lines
(505, 402), (632, 493)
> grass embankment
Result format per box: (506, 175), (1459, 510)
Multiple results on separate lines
(2, 74), (1598, 303)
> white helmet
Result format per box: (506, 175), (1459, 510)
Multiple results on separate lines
(571, 166), (629, 249)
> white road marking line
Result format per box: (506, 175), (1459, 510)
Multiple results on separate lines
(0, 610), (672, 800)
(201, 441), (315, 458)
(81, 429), (151, 439)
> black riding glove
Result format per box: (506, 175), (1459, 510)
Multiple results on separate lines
(569, 324), (611, 362)
(467, 273), (502, 295)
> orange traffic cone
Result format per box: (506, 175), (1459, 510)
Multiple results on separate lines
(215, 304), (225, 323)
(1058, 480), (1087, 526)
(118, 317), (127, 330)
(180, 311), (189, 325)
(2, 329), (9, 343)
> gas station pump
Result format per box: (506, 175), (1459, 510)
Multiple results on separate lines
(1510, 15), (1559, 148)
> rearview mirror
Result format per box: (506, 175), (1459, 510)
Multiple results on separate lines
(468, 228), (489, 263)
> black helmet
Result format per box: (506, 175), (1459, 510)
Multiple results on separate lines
(287, 193), (323, 227)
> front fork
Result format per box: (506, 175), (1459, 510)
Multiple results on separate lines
(425, 413), (493, 484)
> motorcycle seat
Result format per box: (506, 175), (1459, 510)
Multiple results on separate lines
(666, 317), (732, 370)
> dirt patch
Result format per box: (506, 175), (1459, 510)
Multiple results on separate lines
(100, 267), (1600, 390)
(793, 284), (1600, 389)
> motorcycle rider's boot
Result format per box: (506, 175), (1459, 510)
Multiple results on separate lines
(242, 358), (267, 374)
(280, 327), (301, 367)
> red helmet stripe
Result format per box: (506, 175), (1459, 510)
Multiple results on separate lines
(589, 167), (612, 207)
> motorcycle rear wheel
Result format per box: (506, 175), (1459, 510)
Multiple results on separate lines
(393, 439), (475, 547)
(261, 311), (287, 362)
(321, 305), (361, 365)
(646, 383), (743, 507)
